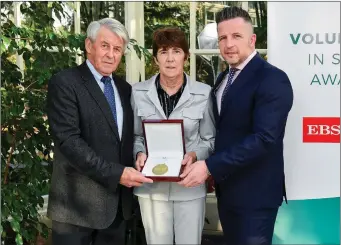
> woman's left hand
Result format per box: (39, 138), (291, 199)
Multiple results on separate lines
(181, 152), (197, 170)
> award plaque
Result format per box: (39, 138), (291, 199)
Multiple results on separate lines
(141, 119), (186, 182)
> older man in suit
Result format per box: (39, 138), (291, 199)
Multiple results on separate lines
(47, 18), (152, 245)
(180, 7), (293, 245)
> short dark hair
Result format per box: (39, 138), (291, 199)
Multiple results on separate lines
(152, 27), (189, 59)
(216, 6), (252, 25)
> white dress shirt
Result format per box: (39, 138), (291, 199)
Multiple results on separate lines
(86, 59), (123, 139)
(216, 50), (257, 114)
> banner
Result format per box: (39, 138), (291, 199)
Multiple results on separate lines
(267, 2), (340, 243)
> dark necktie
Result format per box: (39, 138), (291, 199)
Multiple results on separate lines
(101, 76), (117, 126)
(221, 67), (238, 104)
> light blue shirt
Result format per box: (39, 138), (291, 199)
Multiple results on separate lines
(86, 59), (123, 139)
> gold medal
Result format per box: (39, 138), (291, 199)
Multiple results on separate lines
(152, 163), (168, 175)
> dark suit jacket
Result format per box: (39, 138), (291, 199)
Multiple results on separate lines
(47, 62), (134, 229)
(206, 53), (293, 209)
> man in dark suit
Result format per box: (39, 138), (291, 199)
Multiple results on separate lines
(180, 7), (293, 245)
(47, 18), (153, 245)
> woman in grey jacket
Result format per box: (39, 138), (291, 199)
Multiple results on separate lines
(131, 27), (215, 244)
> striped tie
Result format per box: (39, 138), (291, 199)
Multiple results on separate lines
(101, 76), (117, 126)
(221, 68), (238, 104)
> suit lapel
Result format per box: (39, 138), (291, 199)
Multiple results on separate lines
(212, 70), (228, 124)
(112, 74), (129, 144)
(78, 63), (120, 141)
(213, 69), (228, 95)
(220, 53), (264, 118)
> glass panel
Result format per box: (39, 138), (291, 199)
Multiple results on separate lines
(79, 2), (126, 78)
(248, 2), (267, 49)
(18, 2), (74, 34)
(144, 2), (190, 80)
(1, 2), (14, 23)
(196, 54), (227, 86)
(51, 3), (74, 34)
(144, 2), (190, 49)
(1, 2), (16, 65)
(196, 1), (268, 50)
(80, 2), (125, 33)
(196, 2), (231, 50)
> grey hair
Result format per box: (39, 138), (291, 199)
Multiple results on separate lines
(86, 18), (130, 51)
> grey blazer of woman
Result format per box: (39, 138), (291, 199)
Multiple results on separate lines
(131, 74), (216, 201)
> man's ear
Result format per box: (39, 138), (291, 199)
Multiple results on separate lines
(85, 38), (93, 54)
(250, 34), (257, 47)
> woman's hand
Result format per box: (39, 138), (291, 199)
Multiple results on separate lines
(135, 152), (147, 171)
(181, 151), (197, 171)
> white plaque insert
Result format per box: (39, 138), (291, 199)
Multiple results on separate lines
(142, 121), (185, 178)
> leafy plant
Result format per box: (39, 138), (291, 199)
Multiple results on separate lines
(1, 2), (150, 244)
(1, 2), (84, 244)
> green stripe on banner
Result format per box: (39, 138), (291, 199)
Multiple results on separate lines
(273, 197), (340, 244)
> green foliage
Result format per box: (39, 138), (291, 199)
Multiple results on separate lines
(144, 2), (190, 49)
(253, 1), (267, 49)
(144, 2), (191, 79)
(1, 2), (84, 244)
(79, 2), (125, 31)
(1, 2), (149, 244)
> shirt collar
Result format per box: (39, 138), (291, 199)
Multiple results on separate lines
(232, 50), (257, 72)
(86, 59), (113, 81)
(155, 73), (187, 95)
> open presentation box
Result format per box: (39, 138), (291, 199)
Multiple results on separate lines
(141, 119), (185, 182)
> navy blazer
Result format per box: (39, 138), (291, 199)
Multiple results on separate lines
(206, 53), (293, 209)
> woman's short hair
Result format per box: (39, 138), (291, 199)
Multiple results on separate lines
(152, 27), (189, 59)
(86, 18), (130, 51)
